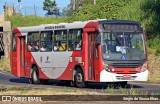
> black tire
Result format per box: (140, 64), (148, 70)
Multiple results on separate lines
(114, 81), (128, 88)
(30, 66), (41, 84)
(74, 68), (86, 88)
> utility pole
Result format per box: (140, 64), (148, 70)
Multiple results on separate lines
(72, 0), (83, 10)
(4, 2), (7, 20)
(73, 0), (76, 10)
(18, 0), (21, 14)
(94, 0), (96, 5)
(34, 4), (37, 16)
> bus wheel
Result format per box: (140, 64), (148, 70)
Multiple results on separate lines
(114, 81), (128, 88)
(74, 68), (86, 88)
(31, 66), (40, 84)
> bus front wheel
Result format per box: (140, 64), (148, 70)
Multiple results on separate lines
(30, 66), (41, 84)
(74, 68), (86, 88)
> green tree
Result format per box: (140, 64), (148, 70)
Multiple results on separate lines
(43, 0), (59, 15)
(70, 0), (132, 21)
(140, 0), (160, 38)
(62, 0), (96, 17)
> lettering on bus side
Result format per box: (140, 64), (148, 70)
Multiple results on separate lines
(45, 25), (66, 29)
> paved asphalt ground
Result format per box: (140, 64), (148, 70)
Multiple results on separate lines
(0, 71), (160, 95)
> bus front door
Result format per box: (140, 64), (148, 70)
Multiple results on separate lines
(11, 34), (18, 76)
(88, 33), (96, 81)
(19, 37), (26, 77)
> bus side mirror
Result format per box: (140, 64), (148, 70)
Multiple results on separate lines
(96, 35), (101, 45)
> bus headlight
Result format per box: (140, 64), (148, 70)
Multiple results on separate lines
(103, 62), (110, 72)
(141, 62), (147, 72)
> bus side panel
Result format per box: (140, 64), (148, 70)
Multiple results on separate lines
(24, 50), (50, 79)
(56, 52), (81, 80)
(24, 50), (32, 78)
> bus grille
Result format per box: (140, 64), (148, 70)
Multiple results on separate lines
(111, 63), (141, 68)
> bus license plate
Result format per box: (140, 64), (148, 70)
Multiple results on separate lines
(123, 75), (131, 79)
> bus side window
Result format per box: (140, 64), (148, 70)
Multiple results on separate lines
(68, 29), (83, 51)
(27, 32), (39, 52)
(40, 31), (53, 51)
(54, 30), (67, 51)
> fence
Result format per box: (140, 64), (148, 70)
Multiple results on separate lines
(0, 32), (4, 59)
(15, 5), (65, 17)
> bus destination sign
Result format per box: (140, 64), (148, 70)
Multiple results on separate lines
(103, 24), (140, 31)
(45, 25), (66, 30)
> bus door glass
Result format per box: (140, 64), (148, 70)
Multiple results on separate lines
(88, 32), (96, 80)
(20, 36), (26, 77)
(11, 33), (17, 76)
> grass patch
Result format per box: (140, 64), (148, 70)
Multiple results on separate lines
(0, 58), (10, 72)
(148, 54), (160, 83)
(8, 15), (67, 29)
(105, 86), (144, 95)
(104, 85), (160, 95)
(0, 85), (102, 95)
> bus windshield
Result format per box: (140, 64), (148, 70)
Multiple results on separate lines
(101, 32), (146, 61)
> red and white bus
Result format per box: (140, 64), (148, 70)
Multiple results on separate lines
(10, 20), (148, 88)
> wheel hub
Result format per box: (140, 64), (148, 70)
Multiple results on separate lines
(33, 71), (37, 81)
(77, 73), (83, 83)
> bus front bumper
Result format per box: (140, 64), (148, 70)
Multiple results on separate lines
(100, 70), (148, 82)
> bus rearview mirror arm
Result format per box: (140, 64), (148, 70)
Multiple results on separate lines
(96, 35), (101, 45)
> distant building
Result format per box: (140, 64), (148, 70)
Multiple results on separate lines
(0, 13), (5, 22)
(6, 6), (15, 16)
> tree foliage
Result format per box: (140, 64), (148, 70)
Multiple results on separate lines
(64, 0), (160, 38)
(43, 0), (59, 13)
(140, 0), (160, 38)
(69, 0), (133, 21)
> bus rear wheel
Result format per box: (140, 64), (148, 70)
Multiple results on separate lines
(74, 68), (86, 88)
(30, 66), (41, 84)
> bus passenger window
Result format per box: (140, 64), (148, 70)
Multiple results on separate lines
(68, 29), (83, 51)
(76, 40), (82, 50)
(40, 43), (46, 51)
(54, 42), (59, 51)
(54, 30), (67, 51)
(33, 41), (39, 51)
(68, 40), (73, 51)
(28, 42), (33, 51)
(40, 31), (53, 51)
(27, 32), (39, 52)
